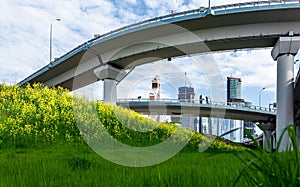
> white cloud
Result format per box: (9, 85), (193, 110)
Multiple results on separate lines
(124, 0), (137, 5)
(0, 0), (122, 83)
(0, 0), (293, 107)
(214, 49), (276, 89)
(118, 61), (187, 98)
(116, 48), (277, 104)
(143, 0), (160, 9)
(117, 56), (223, 101)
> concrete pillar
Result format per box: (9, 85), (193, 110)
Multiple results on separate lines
(93, 64), (126, 103)
(272, 134), (276, 150)
(271, 36), (300, 151)
(263, 129), (272, 152)
(258, 122), (275, 152)
(277, 54), (294, 150)
(171, 114), (182, 124)
(103, 79), (117, 103)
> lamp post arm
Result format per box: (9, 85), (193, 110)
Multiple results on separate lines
(259, 87), (266, 107)
(49, 18), (61, 63)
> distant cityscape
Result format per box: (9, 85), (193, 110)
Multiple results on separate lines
(147, 75), (276, 143)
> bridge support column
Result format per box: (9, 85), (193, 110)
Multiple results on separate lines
(259, 122), (275, 152)
(93, 65), (126, 103)
(264, 130), (272, 152)
(103, 79), (117, 103)
(271, 36), (300, 151)
(258, 122), (275, 152)
(171, 114), (182, 124)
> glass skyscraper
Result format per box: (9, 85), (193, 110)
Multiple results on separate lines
(227, 77), (242, 102)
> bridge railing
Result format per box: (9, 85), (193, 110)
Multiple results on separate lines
(50, 0), (300, 66)
(116, 98), (277, 113)
(89, 0), (299, 43)
(211, 0), (300, 10)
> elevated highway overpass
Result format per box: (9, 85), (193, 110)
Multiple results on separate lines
(19, 0), (300, 90)
(19, 0), (300, 151)
(116, 99), (276, 122)
(117, 99), (276, 149)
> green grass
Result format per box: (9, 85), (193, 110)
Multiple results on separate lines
(233, 125), (300, 186)
(0, 84), (248, 186)
(0, 142), (246, 186)
(1, 84), (299, 186)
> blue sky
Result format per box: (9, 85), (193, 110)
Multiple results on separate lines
(1, 0), (299, 107)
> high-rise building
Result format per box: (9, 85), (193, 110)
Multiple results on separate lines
(244, 121), (256, 140)
(194, 78), (245, 142)
(227, 76), (257, 142)
(178, 73), (195, 103)
(178, 86), (195, 102)
(149, 75), (160, 101)
(226, 77), (245, 142)
(198, 117), (210, 134)
(227, 77), (243, 103)
(178, 80), (196, 129)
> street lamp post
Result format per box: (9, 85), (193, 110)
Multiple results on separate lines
(50, 18), (61, 63)
(259, 87), (266, 108)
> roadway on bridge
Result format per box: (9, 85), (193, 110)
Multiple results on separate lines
(117, 99), (276, 122)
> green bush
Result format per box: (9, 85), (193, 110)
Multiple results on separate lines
(0, 83), (243, 152)
(0, 84), (81, 147)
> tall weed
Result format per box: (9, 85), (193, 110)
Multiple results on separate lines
(234, 125), (300, 186)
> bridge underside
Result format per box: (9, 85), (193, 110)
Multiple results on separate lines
(117, 102), (276, 123)
(20, 7), (300, 91)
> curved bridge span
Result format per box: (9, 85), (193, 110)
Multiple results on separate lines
(19, 0), (300, 90)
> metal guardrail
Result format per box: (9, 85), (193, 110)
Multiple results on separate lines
(51, 0), (300, 65)
(211, 0), (300, 10)
(117, 98), (277, 113)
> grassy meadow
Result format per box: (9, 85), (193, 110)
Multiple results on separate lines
(0, 83), (299, 186)
(0, 142), (245, 186)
